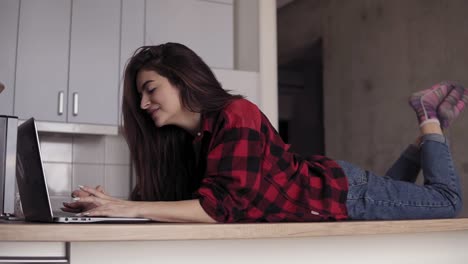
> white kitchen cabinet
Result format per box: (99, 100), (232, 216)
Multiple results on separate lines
(119, 0), (145, 124)
(14, 0), (71, 122)
(145, 0), (233, 69)
(67, 0), (121, 125)
(9, 0), (240, 130)
(14, 0), (121, 126)
(120, 0), (145, 68)
(0, 0), (19, 116)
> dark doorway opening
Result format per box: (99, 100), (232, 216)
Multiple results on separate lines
(277, 39), (324, 156)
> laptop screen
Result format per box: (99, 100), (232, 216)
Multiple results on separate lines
(16, 118), (54, 222)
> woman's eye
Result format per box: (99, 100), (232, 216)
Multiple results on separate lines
(148, 88), (156, 94)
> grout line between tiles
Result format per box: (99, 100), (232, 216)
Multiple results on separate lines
(70, 134), (75, 193)
(103, 136), (107, 190)
(103, 160), (107, 190)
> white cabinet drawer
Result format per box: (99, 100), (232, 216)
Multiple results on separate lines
(0, 242), (67, 263)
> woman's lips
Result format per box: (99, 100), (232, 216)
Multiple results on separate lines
(148, 108), (160, 118)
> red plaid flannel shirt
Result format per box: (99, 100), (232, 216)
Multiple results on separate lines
(193, 99), (348, 222)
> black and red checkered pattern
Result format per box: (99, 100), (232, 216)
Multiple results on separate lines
(193, 99), (348, 222)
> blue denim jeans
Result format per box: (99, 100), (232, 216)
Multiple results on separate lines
(337, 134), (463, 220)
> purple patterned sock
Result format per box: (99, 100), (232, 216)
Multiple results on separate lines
(438, 84), (466, 129)
(408, 81), (454, 126)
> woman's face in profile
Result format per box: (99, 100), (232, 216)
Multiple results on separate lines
(136, 69), (184, 128)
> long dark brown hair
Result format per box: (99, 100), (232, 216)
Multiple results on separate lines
(122, 43), (243, 201)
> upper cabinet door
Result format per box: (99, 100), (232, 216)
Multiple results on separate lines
(146, 0), (233, 69)
(68, 0), (121, 125)
(119, 0), (145, 125)
(0, 0), (19, 116)
(14, 0), (71, 122)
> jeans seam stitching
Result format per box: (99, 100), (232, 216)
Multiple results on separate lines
(353, 196), (455, 208)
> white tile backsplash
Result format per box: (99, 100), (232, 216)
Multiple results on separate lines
(36, 133), (132, 201)
(72, 164), (105, 190)
(38, 133), (73, 163)
(43, 162), (72, 196)
(73, 135), (105, 164)
(105, 135), (131, 165)
(104, 165), (131, 198)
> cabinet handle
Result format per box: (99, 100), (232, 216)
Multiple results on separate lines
(58, 91), (64, 115)
(73, 92), (79, 116)
(0, 256), (68, 263)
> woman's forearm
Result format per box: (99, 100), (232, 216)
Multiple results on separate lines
(136, 199), (217, 223)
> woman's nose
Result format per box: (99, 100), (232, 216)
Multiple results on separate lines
(140, 94), (150, 109)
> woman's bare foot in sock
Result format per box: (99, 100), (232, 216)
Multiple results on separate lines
(409, 81), (454, 127)
(438, 83), (466, 129)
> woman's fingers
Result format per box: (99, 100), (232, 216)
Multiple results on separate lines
(71, 185), (106, 198)
(78, 185), (109, 199)
(96, 185), (107, 195)
(64, 201), (99, 212)
(63, 201), (91, 209)
(63, 202), (80, 208)
(77, 200), (137, 218)
(76, 203), (111, 217)
(80, 207), (125, 217)
(60, 207), (81, 213)
(79, 209), (103, 217)
(73, 195), (101, 205)
(62, 202), (90, 213)
(71, 189), (90, 198)
(67, 187), (125, 217)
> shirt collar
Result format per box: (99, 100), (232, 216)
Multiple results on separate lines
(193, 111), (216, 143)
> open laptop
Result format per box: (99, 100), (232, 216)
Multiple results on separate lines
(16, 118), (151, 223)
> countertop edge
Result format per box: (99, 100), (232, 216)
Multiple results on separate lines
(2, 218), (468, 242)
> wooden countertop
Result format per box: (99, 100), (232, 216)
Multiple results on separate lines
(2, 218), (468, 242)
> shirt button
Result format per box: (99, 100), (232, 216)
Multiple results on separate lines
(197, 132), (201, 137)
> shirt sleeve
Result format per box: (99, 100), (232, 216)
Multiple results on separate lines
(194, 125), (264, 223)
